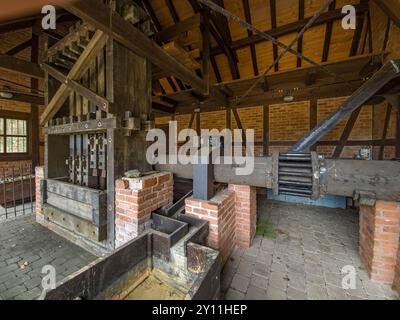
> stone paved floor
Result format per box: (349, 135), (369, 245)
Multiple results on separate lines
(0, 215), (97, 300)
(222, 199), (400, 300)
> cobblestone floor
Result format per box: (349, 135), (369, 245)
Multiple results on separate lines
(0, 215), (97, 300)
(222, 199), (400, 300)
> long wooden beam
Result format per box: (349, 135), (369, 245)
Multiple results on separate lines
(372, 0), (400, 30)
(211, 2), (369, 56)
(0, 54), (44, 79)
(0, 91), (44, 105)
(5, 39), (32, 56)
(154, 13), (201, 43)
(63, 0), (227, 105)
(40, 30), (109, 125)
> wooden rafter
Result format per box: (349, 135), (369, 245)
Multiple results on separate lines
(63, 0), (227, 104)
(0, 53), (44, 79)
(332, 108), (362, 158)
(154, 13), (201, 43)
(379, 104), (393, 160)
(349, 0), (367, 57)
(243, 0), (259, 76)
(321, 0), (336, 62)
(297, 0), (305, 67)
(5, 39), (32, 56)
(40, 30), (109, 125)
(372, 0), (400, 30)
(270, 0), (279, 72)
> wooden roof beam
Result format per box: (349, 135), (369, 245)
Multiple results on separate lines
(0, 53), (44, 79)
(372, 0), (400, 30)
(63, 0), (227, 105)
(154, 13), (201, 43)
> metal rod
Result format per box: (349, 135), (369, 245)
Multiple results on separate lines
(20, 163), (25, 216)
(29, 163), (33, 214)
(198, 0), (354, 110)
(3, 168), (7, 219)
(291, 60), (400, 151)
(12, 167), (16, 217)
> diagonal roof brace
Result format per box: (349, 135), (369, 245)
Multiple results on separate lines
(291, 60), (400, 152)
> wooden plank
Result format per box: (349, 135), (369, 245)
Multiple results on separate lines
(5, 39), (32, 56)
(297, 0), (305, 67)
(372, 0), (400, 30)
(0, 53), (43, 79)
(263, 105), (269, 156)
(64, 0), (227, 104)
(31, 32), (40, 168)
(40, 30), (108, 125)
(201, 10), (211, 95)
(163, 42), (200, 71)
(243, 0), (259, 75)
(309, 98), (318, 151)
(42, 63), (109, 113)
(270, 0), (279, 72)
(333, 108), (362, 158)
(0, 91), (44, 105)
(379, 104), (393, 160)
(44, 117), (118, 135)
(321, 0), (336, 62)
(154, 13), (201, 43)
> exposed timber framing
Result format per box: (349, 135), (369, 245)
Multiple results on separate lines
(40, 30), (109, 125)
(5, 39), (32, 56)
(63, 0), (227, 104)
(0, 53), (44, 79)
(263, 105), (269, 156)
(379, 104), (393, 160)
(372, 0), (400, 30)
(333, 108), (362, 158)
(154, 13), (201, 43)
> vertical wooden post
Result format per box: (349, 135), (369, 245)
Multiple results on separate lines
(263, 105), (269, 156)
(200, 9), (210, 96)
(31, 26), (40, 168)
(309, 98), (318, 152)
(396, 104), (400, 158)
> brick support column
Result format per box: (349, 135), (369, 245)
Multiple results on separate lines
(115, 172), (173, 248)
(229, 184), (257, 248)
(185, 189), (236, 265)
(35, 166), (44, 223)
(359, 201), (400, 284)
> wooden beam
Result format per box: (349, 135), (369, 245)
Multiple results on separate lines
(211, 2), (370, 56)
(379, 104), (393, 160)
(64, 0), (227, 105)
(0, 54), (43, 79)
(154, 13), (201, 43)
(396, 104), (400, 158)
(31, 31), (40, 168)
(309, 98), (318, 151)
(270, 0), (279, 72)
(349, 1), (367, 57)
(263, 105), (269, 156)
(232, 108), (246, 143)
(321, 0), (336, 62)
(40, 30), (109, 125)
(0, 91), (44, 105)
(42, 63), (109, 112)
(243, 0), (259, 76)
(297, 0), (305, 67)
(201, 10), (211, 95)
(165, 0), (180, 24)
(372, 0), (400, 30)
(333, 108), (362, 158)
(5, 39), (32, 56)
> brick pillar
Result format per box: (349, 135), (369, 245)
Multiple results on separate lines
(185, 189), (236, 265)
(229, 184), (257, 248)
(115, 172), (173, 248)
(359, 201), (400, 284)
(35, 166), (44, 223)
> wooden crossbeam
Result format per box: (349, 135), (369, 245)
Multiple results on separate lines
(154, 13), (201, 43)
(379, 104), (393, 160)
(0, 91), (44, 105)
(0, 54), (43, 79)
(64, 0), (227, 105)
(243, 0), (259, 75)
(372, 0), (400, 30)
(42, 63), (110, 113)
(332, 108), (362, 158)
(40, 30), (109, 125)
(5, 39), (32, 56)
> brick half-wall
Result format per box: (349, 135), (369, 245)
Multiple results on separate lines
(35, 166), (44, 223)
(185, 189), (236, 265)
(115, 172), (173, 248)
(359, 201), (400, 284)
(229, 184), (257, 249)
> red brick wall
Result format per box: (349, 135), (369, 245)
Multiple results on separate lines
(228, 184), (257, 248)
(115, 172), (173, 248)
(360, 201), (400, 284)
(185, 189), (236, 265)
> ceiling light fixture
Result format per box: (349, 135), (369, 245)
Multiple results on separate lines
(0, 91), (13, 99)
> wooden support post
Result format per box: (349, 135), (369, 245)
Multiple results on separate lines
(309, 98), (318, 151)
(333, 108), (362, 158)
(31, 29), (40, 168)
(379, 104), (393, 160)
(396, 104), (400, 158)
(201, 10), (211, 96)
(263, 105), (269, 156)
